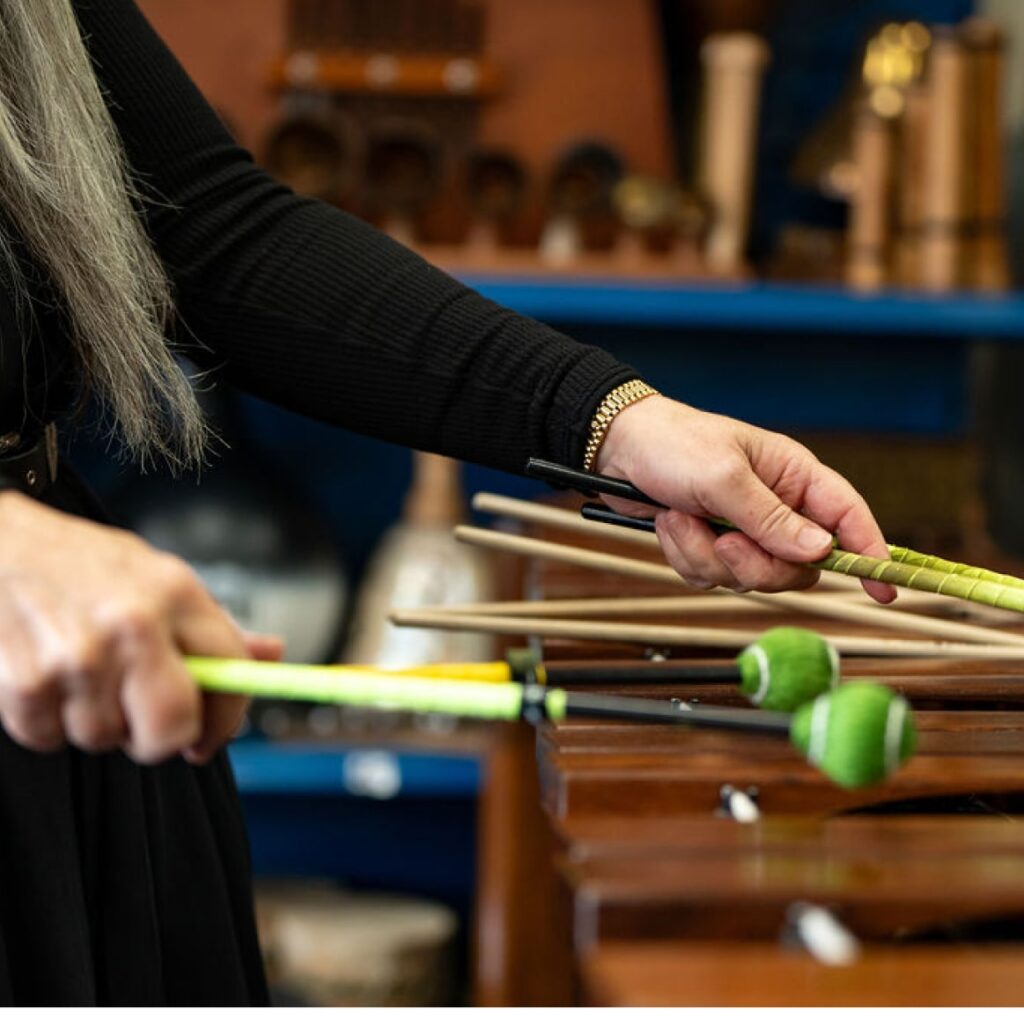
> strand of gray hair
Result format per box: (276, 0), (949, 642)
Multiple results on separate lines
(0, 0), (207, 469)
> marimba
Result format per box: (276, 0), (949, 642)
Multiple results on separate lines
(471, 511), (1024, 1007)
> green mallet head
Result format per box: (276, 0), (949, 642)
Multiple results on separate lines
(736, 627), (839, 712)
(789, 681), (917, 790)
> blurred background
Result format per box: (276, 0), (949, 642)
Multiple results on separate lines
(72, 0), (1024, 1006)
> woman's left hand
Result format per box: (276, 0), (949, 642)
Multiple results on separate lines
(595, 395), (896, 603)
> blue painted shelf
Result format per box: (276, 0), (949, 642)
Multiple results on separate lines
(229, 740), (481, 798)
(460, 277), (1024, 339)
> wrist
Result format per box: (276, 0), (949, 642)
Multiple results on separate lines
(596, 396), (708, 485)
(582, 379), (660, 473)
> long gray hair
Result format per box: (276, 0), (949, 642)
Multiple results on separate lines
(0, 0), (206, 468)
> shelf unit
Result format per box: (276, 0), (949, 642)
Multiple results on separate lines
(458, 277), (1024, 339)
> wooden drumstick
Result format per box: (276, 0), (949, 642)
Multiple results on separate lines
(961, 18), (1011, 292)
(699, 33), (770, 276)
(412, 594), (809, 619)
(473, 489), (659, 550)
(390, 606), (1024, 661)
(452, 525), (1024, 648)
(475, 488), (854, 592)
(413, 591), (1017, 620)
(846, 102), (895, 292)
(920, 28), (970, 292)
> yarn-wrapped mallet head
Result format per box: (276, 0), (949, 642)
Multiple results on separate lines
(789, 681), (917, 789)
(736, 626), (840, 711)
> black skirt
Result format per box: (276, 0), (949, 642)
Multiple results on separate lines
(0, 471), (269, 1006)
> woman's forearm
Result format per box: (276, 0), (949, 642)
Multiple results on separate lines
(74, 0), (635, 472)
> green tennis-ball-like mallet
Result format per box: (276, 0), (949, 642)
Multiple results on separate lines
(519, 627), (839, 713)
(734, 627), (839, 712)
(185, 658), (915, 790)
(789, 681), (917, 790)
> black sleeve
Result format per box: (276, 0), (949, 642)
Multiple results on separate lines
(70, 0), (638, 473)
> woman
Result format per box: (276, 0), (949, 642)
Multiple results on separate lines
(0, 0), (894, 1006)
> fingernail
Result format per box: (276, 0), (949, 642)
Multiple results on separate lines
(798, 526), (832, 553)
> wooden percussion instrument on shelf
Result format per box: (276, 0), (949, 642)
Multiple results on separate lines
(364, 121), (443, 244)
(264, 105), (363, 205)
(466, 507), (1024, 1007)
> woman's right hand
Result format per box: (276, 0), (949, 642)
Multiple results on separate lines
(0, 490), (253, 763)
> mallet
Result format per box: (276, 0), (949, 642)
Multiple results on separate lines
(187, 657), (915, 791)
(368, 626), (839, 712)
(525, 459), (1024, 610)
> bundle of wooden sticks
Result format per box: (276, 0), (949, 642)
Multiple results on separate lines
(390, 490), (1024, 661)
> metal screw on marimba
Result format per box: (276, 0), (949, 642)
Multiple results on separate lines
(783, 902), (862, 966)
(644, 648), (671, 662)
(670, 697), (692, 712)
(718, 784), (761, 823)
(25, 469), (37, 488)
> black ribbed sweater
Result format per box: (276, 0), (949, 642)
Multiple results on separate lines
(0, 1), (643, 1006)
(69, 0), (637, 473)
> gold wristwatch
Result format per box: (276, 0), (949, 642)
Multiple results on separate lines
(582, 379), (659, 472)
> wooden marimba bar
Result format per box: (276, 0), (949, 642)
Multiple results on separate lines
(475, 516), (1024, 1006)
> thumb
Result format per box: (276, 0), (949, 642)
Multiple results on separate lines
(720, 473), (833, 563)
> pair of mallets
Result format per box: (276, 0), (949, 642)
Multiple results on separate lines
(189, 455), (1024, 791)
(188, 623), (914, 791)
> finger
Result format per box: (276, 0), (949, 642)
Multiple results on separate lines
(61, 648), (126, 754)
(56, 626), (125, 754)
(174, 608), (250, 765)
(801, 465), (896, 604)
(9, 581), (127, 753)
(656, 510), (743, 591)
(708, 467), (835, 566)
(116, 615), (202, 764)
(714, 532), (820, 593)
(244, 632), (285, 662)
(183, 694), (249, 766)
(601, 495), (658, 521)
(0, 587), (64, 752)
